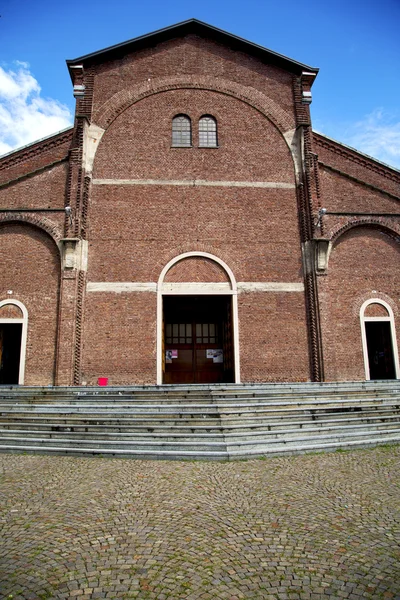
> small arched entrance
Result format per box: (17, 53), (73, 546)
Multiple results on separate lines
(157, 252), (240, 385)
(360, 299), (399, 380)
(0, 300), (28, 385)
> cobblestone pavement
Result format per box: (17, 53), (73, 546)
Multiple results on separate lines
(0, 447), (399, 600)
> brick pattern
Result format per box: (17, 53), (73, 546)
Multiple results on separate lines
(0, 223), (60, 385)
(93, 88), (293, 182)
(87, 185), (302, 284)
(364, 303), (390, 318)
(238, 292), (309, 382)
(0, 30), (399, 385)
(82, 293), (157, 385)
(314, 132), (400, 197)
(0, 303), (23, 318)
(0, 129), (72, 186)
(91, 36), (296, 130)
(164, 257), (230, 282)
(318, 228), (399, 381)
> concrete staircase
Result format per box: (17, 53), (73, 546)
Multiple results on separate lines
(0, 381), (399, 460)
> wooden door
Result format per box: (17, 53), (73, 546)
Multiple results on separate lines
(163, 296), (234, 384)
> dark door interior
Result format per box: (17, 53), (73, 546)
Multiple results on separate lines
(163, 295), (234, 384)
(0, 323), (22, 384)
(365, 321), (396, 380)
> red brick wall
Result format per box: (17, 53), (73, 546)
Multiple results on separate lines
(0, 304), (23, 318)
(318, 227), (399, 381)
(0, 223), (61, 385)
(0, 131), (72, 187)
(314, 133), (400, 199)
(364, 303), (389, 318)
(83, 73), (308, 383)
(91, 36), (296, 126)
(82, 292), (157, 385)
(238, 292), (309, 382)
(93, 89), (294, 182)
(2, 32), (399, 385)
(0, 163), (69, 213)
(164, 258), (230, 283)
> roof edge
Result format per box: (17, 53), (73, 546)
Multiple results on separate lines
(313, 130), (400, 176)
(66, 19), (319, 77)
(0, 127), (74, 162)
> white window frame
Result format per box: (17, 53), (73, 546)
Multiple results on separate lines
(360, 298), (399, 380)
(171, 114), (192, 147)
(0, 299), (28, 385)
(198, 115), (218, 148)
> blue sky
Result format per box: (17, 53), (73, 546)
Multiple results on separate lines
(1, 0), (399, 168)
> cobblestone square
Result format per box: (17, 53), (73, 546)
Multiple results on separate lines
(1, 447), (399, 599)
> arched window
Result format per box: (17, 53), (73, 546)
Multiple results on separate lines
(360, 299), (399, 380)
(0, 299), (28, 385)
(198, 115), (218, 147)
(172, 114), (192, 147)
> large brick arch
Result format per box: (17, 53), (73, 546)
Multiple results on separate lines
(0, 213), (62, 250)
(93, 75), (294, 135)
(330, 218), (400, 247)
(0, 220), (61, 385)
(319, 221), (400, 381)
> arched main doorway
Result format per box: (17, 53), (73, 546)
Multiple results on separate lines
(157, 252), (240, 384)
(360, 299), (399, 380)
(0, 300), (28, 385)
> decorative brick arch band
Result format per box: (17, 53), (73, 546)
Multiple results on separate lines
(93, 75), (294, 135)
(330, 218), (400, 247)
(0, 213), (62, 249)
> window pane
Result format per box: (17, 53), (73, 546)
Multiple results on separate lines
(199, 116), (217, 147)
(172, 115), (192, 147)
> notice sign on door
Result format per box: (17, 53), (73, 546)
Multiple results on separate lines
(166, 349), (178, 363)
(206, 349), (223, 363)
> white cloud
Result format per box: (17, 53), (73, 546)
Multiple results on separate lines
(0, 62), (73, 157)
(343, 109), (400, 169)
(316, 109), (400, 170)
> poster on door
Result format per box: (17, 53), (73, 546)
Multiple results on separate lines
(206, 349), (223, 363)
(166, 349), (178, 363)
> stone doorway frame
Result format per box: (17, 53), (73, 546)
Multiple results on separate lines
(157, 251), (241, 385)
(0, 299), (28, 385)
(360, 298), (400, 380)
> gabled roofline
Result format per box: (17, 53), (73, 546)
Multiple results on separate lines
(66, 19), (319, 79)
(313, 131), (400, 176)
(0, 126), (73, 162)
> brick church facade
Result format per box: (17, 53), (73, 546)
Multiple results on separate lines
(0, 20), (399, 387)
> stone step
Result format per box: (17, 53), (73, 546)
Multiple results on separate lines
(1, 394), (399, 410)
(1, 418), (399, 442)
(1, 430), (400, 459)
(0, 381), (398, 399)
(0, 381), (399, 459)
(1, 432), (399, 460)
(1, 412), (399, 433)
(1, 406), (399, 426)
(1, 392), (399, 407)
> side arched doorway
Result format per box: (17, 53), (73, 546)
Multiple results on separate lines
(0, 300), (28, 385)
(360, 299), (399, 380)
(157, 252), (240, 385)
